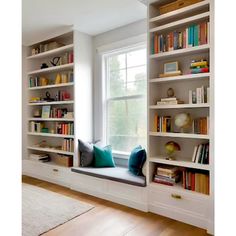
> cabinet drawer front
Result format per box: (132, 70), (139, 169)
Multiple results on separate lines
(148, 186), (208, 216)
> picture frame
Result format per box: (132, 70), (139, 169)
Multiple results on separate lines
(164, 61), (179, 74)
(41, 105), (51, 118)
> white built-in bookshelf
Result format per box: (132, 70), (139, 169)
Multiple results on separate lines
(23, 30), (93, 170)
(147, 0), (214, 232)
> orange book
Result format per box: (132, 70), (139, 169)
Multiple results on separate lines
(163, 117), (167, 132)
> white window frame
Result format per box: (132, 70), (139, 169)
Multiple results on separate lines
(101, 41), (147, 157)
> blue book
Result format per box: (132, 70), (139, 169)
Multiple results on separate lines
(173, 31), (178, 50)
(193, 24), (199, 46)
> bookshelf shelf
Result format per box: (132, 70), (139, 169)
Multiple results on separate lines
(150, 12), (210, 33)
(28, 63), (74, 75)
(27, 44), (74, 59)
(149, 0), (210, 24)
(149, 44), (210, 60)
(149, 73), (210, 83)
(149, 132), (209, 139)
(149, 103), (209, 109)
(28, 101), (74, 106)
(27, 132), (74, 138)
(27, 146), (74, 155)
(149, 157), (210, 170)
(28, 82), (74, 90)
(28, 118), (74, 121)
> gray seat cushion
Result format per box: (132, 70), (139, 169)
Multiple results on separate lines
(71, 166), (146, 187)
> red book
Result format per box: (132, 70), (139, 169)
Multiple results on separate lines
(154, 33), (158, 54)
(170, 32), (173, 50)
(191, 173), (195, 191)
(182, 170), (186, 189)
(153, 179), (174, 186)
(183, 30), (186, 48)
(62, 124), (65, 134)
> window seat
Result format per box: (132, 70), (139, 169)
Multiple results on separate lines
(71, 166), (146, 187)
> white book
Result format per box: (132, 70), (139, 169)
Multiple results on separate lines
(207, 87), (210, 103)
(189, 90), (192, 104)
(186, 28), (189, 48)
(31, 121), (35, 132)
(196, 88), (202, 104)
(201, 86), (204, 103)
(192, 145), (199, 162)
(161, 97), (177, 102)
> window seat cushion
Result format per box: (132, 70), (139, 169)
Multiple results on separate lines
(71, 166), (146, 187)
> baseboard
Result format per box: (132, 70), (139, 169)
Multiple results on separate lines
(206, 220), (214, 235)
(70, 183), (148, 212)
(148, 203), (207, 230)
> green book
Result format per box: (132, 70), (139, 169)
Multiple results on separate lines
(193, 24), (199, 46)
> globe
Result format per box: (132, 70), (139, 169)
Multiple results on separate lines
(174, 113), (192, 131)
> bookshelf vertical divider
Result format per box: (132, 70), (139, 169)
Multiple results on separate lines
(147, 0), (214, 233)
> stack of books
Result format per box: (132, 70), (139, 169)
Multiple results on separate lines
(156, 97), (184, 105)
(189, 86), (209, 104)
(153, 114), (171, 132)
(30, 121), (43, 133)
(151, 22), (209, 54)
(182, 169), (209, 194)
(192, 143), (209, 164)
(192, 117), (209, 134)
(190, 59), (209, 74)
(153, 165), (180, 186)
(29, 153), (50, 162)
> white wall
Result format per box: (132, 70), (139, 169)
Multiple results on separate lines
(92, 19), (147, 145)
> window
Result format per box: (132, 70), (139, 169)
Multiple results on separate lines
(104, 46), (147, 154)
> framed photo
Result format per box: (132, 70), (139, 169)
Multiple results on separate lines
(41, 105), (51, 118)
(164, 61), (179, 74)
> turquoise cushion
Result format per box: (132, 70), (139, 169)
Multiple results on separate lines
(128, 145), (146, 176)
(93, 145), (115, 168)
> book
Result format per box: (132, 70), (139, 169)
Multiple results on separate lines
(192, 145), (199, 162)
(161, 97), (177, 102)
(42, 105), (51, 118)
(157, 166), (179, 174)
(195, 144), (203, 163)
(189, 90), (193, 104)
(156, 100), (184, 105)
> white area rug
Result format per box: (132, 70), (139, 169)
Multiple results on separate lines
(22, 183), (94, 236)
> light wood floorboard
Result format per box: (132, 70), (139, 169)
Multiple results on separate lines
(22, 176), (210, 236)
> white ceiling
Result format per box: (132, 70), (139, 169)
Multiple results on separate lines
(22, 0), (147, 45)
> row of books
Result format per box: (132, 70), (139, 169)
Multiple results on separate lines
(153, 165), (180, 186)
(192, 143), (209, 164)
(151, 22), (209, 54)
(56, 122), (74, 135)
(49, 108), (73, 119)
(192, 117), (209, 135)
(189, 86), (210, 104)
(62, 138), (74, 152)
(55, 90), (71, 101)
(60, 51), (74, 65)
(29, 72), (73, 88)
(30, 122), (43, 133)
(153, 114), (171, 132)
(182, 169), (209, 194)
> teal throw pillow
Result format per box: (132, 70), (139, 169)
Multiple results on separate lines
(93, 145), (115, 168)
(128, 145), (146, 176)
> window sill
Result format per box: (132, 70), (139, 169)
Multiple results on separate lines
(112, 151), (129, 159)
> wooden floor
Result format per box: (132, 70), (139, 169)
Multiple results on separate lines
(22, 176), (209, 236)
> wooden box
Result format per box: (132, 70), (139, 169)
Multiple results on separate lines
(159, 0), (203, 15)
(54, 154), (73, 167)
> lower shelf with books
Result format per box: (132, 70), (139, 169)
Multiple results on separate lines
(149, 162), (210, 196)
